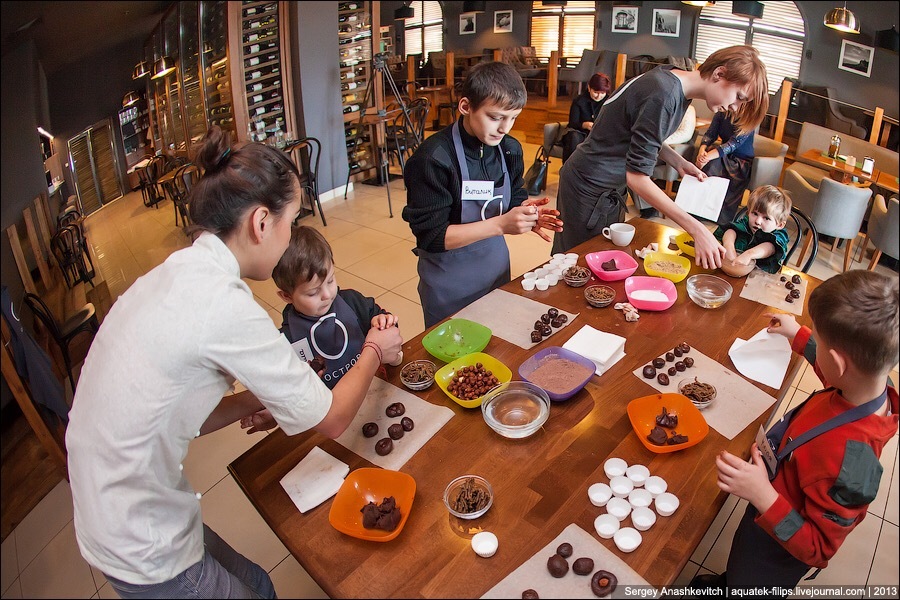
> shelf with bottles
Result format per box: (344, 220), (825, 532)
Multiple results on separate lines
(241, 2), (277, 19)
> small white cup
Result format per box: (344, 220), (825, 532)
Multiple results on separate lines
(606, 497), (632, 521)
(521, 278), (536, 291)
(603, 457), (628, 479)
(625, 464), (649, 487)
(613, 527), (643, 553)
(588, 482), (613, 507)
(471, 531), (499, 558)
(535, 268), (549, 278)
(602, 223), (636, 247)
(644, 476), (668, 497)
(553, 253), (566, 261)
(523, 271), (536, 280)
(628, 488), (653, 509)
(655, 492), (680, 517)
(534, 278), (549, 291)
(594, 513), (620, 539)
(562, 258), (577, 269)
(565, 253), (579, 261)
(610, 475), (634, 498)
(631, 506), (657, 531)
(546, 273), (559, 286)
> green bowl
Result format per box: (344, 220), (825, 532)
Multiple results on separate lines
(422, 318), (492, 363)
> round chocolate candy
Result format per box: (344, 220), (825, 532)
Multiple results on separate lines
(679, 342), (691, 353)
(642, 365), (657, 379)
(780, 275), (787, 282)
(531, 330), (543, 343)
(790, 289), (801, 299)
(657, 373), (670, 386)
(548, 308), (559, 318)
(683, 357), (695, 368)
(557, 314), (568, 324)
(792, 274), (802, 284)
(547, 554), (569, 578)
(556, 542), (573, 558)
(653, 358), (666, 369)
(550, 317), (563, 328)
(541, 313), (552, 324)
(675, 361), (686, 372)
(362, 422), (379, 438)
(573, 557), (594, 576)
(785, 281), (794, 290)
(388, 423), (404, 440)
(521, 590), (540, 600)
(385, 402), (406, 418)
(665, 352), (675, 362)
(534, 321), (544, 330)
(401, 416), (414, 431)
(375, 437), (393, 456)
(667, 366), (677, 376)
(591, 570), (618, 598)
(673, 347), (683, 357)
(785, 294), (794, 303)
(540, 324), (552, 337)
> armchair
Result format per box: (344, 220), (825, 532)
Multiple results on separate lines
(823, 87), (867, 139)
(748, 135), (788, 190)
(559, 49), (604, 96)
(860, 194), (899, 270)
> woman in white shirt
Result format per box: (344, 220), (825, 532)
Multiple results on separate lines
(66, 126), (402, 599)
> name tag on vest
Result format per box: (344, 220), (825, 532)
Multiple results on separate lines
(461, 180), (494, 200)
(290, 338), (315, 363)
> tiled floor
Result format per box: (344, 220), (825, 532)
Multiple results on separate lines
(2, 132), (897, 599)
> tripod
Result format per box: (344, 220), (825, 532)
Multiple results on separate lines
(343, 52), (419, 217)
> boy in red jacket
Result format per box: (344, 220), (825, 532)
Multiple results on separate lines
(697, 270), (898, 593)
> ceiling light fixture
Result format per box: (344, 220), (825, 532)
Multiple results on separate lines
(151, 55), (176, 79)
(824, 2), (860, 34)
(122, 91), (140, 107)
(394, 2), (414, 20)
(732, 1), (764, 20)
(682, 1), (715, 6)
(132, 60), (150, 79)
(37, 127), (54, 140)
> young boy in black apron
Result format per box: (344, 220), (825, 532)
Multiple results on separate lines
(273, 226), (398, 389)
(402, 61), (563, 328)
(694, 270), (898, 594)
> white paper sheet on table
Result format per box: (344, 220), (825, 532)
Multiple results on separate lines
(728, 328), (792, 389)
(563, 325), (626, 376)
(674, 175), (729, 222)
(279, 446), (349, 513)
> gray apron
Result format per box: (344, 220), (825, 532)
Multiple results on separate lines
(280, 294), (366, 389)
(415, 120), (512, 327)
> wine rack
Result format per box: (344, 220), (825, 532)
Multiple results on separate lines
(238, 1), (287, 143)
(339, 1), (376, 179)
(201, 0), (237, 140)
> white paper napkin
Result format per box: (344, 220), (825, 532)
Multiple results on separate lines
(728, 328), (792, 389)
(279, 446), (349, 514)
(563, 325), (626, 376)
(674, 175), (729, 222)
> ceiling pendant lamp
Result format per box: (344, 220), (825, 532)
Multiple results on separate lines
(824, 2), (860, 34)
(123, 91), (140, 107)
(682, 1), (715, 6)
(394, 2), (414, 20)
(151, 55), (176, 79)
(132, 60), (150, 80)
(732, 1), (764, 20)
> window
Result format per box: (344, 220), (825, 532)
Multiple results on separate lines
(695, 1), (804, 96)
(530, 1), (596, 60)
(403, 1), (442, 58)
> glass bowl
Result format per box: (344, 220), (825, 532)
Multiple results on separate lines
(678, 377), (717, 410)
(686, 274), (733, 309)
(399, 359), (436, 391)
(443, 475), (493, 519)
(481, 381), (550, 439)
(563, 265), (591, 287)
(584, 284), (616, 308)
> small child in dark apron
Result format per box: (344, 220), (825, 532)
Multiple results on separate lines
(402, 61), (563, 328)
(693, 271), (899, 595)
(273, 227), (398, 389)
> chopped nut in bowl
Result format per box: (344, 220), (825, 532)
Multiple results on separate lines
(563, 265), (591, 287)
(584, 285), (616, 308)
(678, 377), (717, 410)
(400, 360), (436, 391)
(443, 475), (493, 519)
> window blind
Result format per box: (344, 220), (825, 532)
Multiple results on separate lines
(404, 1), (443, 58)
(530, 1), (596, 60)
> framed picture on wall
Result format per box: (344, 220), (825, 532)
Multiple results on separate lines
(652, 9), (680, 37)
(494, 10), (512, 34)
(460, 12), (476, 35)
(838, 39), (874, 77)
(612, 6), (639, 34)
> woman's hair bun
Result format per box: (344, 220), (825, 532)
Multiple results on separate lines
(196, 126), (233, 173)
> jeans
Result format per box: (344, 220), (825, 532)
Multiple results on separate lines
(105, 525), (276, 599)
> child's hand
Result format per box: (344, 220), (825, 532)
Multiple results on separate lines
(733, 252), (754, 266)
(764, 312), (801, 340)
(240, 408), (276, 435)
(716, 444), (779, 514)
(724, 247), (737, 262)
(371, 313), (398, 330)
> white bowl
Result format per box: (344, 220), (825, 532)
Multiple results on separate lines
(628, 488), (652, 509)
(609, 475), (634, 498)
(631, 506), (657, 531)
(655, 492), (680, 517)
(594, 513), (621, 539)
(546, 273), (560, 286)
(524, 271), (536, 280)
(521, 279), (536, 291)
(644, 476), (668, 497)
(606, 497), (632, 521)
(535, 278), (549, 291)
(471, 531), (499, 558)
(614, 527), (643, 553)
(603, 457), (628, 479)
(625, 464), (649, 487)
(588, 482), (613, 507)
(535, 268), (549, 278)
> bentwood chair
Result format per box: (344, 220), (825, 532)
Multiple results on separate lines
(734, 206), (819, 273)
(24, 292), (99, 389)
(288, 137), (325, 226)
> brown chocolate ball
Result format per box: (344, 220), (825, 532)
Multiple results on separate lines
(790, 289), (801, 299)
(547, 554), (569, 578)
(557, 314), (568, 324)
(675, 361), (686, 372)
(385, 402), (405, 418)
(388, 423), (404, 440)
(573, 557), (594, 576)
(556, 542), (573, 558)
(541, 313), (552, 324)
(548, 308), (559, 318)
(785, 281), (795, 290)
(534, 321), (544, 330)
(375, 437), (393, 456)
(362, 422), (379, 438)
(657, 373), (670, 386)
(679, 342), (691, 353)
(785, 294), (794, 303)
(683, 357), (695, 368)
(401, 416), (414, 431)
(521, 590), (540, 600)
(642, 365), (657, 379)
(792, 274), (802, 284)
(531, 330), (543, 343)
(665, 352), (675, 362)
(653, 357), (666, 369)
(591, 570), (618, 597)
(550, 317), (563, 328)
(540, 324), (552, 336)
(779, 275), (787, 282)
(673, 347), (683, 357)
(667, 366), (677, 376)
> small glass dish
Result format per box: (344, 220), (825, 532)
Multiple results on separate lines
(678, 377), (717, 410)
(584, 284), (616, 308)
(563, 265), (591, 287)
(399, 360), (436, 391)
(686, 274), (733, 309)
(481, 381), (550, 439)
(443, 475), (493, 520)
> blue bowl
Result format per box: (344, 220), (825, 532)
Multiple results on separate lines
(517, 346), (596, 402)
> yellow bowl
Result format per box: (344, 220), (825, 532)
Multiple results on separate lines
(675, 232), (695, 257)
(643, 251), (691, 283)
(435, 352), (512, 409)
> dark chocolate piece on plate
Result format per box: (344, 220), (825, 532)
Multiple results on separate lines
(601, 259), (618, 272)
(401, 416), (415, 431)
(657, 373), (670, 385)
(791, 274), (802, 284)
(653, 357), (666, 369)
(547, 554), (569, 578)
(573, 557), (594, 576)
(388, 423), (404, 440)
(531, 330), (543, 343)
(522, 590), (540, 600)
(362, 422), (379, 438)
(668, 432), (689, 445)
(548, 308), (559, 318)
(647, 426), (669, 446)
(642, 365), (657, 379)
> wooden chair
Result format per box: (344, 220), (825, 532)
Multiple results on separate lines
(24, 292), (99, 390)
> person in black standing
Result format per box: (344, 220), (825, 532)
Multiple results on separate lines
(562, 72), (611, 163)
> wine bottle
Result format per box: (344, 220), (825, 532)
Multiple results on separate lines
(343, 104), (361, 114)
(338, 14), (358, 23)
(340, 81), (359, 91)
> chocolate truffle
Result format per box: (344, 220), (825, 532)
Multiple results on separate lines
(540, 324), (552, 337)
(556, 542), (573, 558)
(683, 357), (695, 368)
(385, 402), (405, 418)
(785, 294), (794, 303)
(362, 422), (379, 438)
(785, 281), (795, 290)
(591, 570), (618, 597)
(792, 274), (802, 284)
(657, 373), (670, 386)
(541, 313), (552, 324)
(679, 342), (691, 353)
(522, 590), (540, 600)
(665, 352), (675, 362)
(642, 365), (657, 379)
(388, 423), (404, 440)
(573, 557), (594, 576)
(647, 426), (668, 445)
(790, 288), (801, 299)
(375, 437), (393, 456)
(547, 554), (569, 578)
(653, 357), (666, 369)
(548, 308), (559, 318)
(550, 317), (563, 328)
(557, 314), (568, 324)
(401, 416), (414, 431)
(779, 275), (787, 282)
(534, 321), (544, 330)
(667, 366), (677, 376)
(675, 361), (686, 372)
(531, 330), (543, 343)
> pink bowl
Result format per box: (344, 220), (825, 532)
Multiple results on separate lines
(624, 276), (677, 311)
(585, 250), (639, 282)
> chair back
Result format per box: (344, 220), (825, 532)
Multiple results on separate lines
(290, 137), (321, 193)
(749, 134), (788, 190)
(23, 293), (63, 342)
(810, 177), (872, 239)
(560, 49), (604, 80)
(867, 195), (900, 261)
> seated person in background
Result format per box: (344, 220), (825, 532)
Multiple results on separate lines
(562, 72), (611, 163)
(273, 226), (399, 388)
(714, 184), (791, 275)
(696, 109), (755, 227)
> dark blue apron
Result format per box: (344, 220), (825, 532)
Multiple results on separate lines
(415, 120), (512, 328)
(280, 294), (366, 389)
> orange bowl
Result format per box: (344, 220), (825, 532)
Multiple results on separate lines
(626, 393), (709, 453)
(328, 468), (416, 542)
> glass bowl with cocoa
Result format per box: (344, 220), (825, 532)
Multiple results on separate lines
(443, 475), (493, 519)
(400, 359), (436, 391)
(584, 284), (616, 308)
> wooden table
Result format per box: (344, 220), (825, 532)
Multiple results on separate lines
(798, 148), (886, 189)
(414, 85), (451, 129)
(229, 219), (819, 598)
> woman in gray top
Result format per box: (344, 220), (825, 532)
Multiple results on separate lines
(551, 45), (768, 269)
